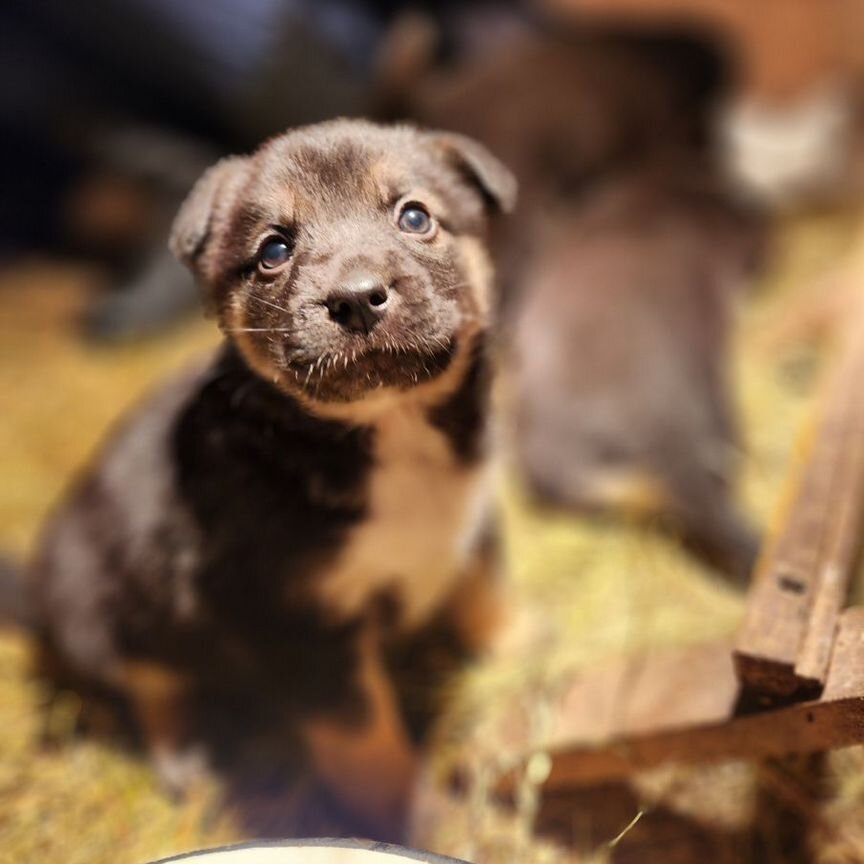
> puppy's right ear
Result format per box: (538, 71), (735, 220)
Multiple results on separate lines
(429, 132), (517, 215)
(169, 156), (248, 276)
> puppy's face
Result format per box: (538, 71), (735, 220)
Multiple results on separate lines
(171, 121), (515, 406)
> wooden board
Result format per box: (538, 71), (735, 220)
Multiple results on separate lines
(734, 295), (864, 699)
(496, 608), (864, 796)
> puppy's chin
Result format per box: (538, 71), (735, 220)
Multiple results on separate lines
(283, 340), (458, 404)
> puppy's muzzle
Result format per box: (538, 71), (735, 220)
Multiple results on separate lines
(326, 272), (390, 335)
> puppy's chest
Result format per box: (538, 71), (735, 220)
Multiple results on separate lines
(315, 409), (489, 630)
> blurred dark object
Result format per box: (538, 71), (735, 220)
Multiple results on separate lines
(0, 555), (31, 630)
(0, 0), (529, 341)
(539, 0), (864, 205)
(510, 167), (763, 583)
(538, 0), (857, 101)
(62, 127), (219, 340)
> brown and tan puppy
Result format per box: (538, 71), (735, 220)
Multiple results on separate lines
(31, 120), (515, 840)
(510, 168), (762, 583)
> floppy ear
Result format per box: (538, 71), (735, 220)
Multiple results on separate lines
(169, 156), (248, 273)
(429, 132), (517, 214)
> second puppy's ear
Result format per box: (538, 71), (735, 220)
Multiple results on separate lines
(169, 156), (249, 276)
(429, 132), (517, 214)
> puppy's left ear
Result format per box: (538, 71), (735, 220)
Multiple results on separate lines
(430, 132), (517, 214)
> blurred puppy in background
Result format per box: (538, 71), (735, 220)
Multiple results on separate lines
(29, 120), (515, 840)
(510, 168), (763, 583)
(404, 25), (731, 301)
(405, 25), (765, 583)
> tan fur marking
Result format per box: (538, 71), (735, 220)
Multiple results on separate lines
(445, 542), (502, 655)
(122, 661), (209, 794)
(300, 632), (417, 836)
(370, 154), (449, 222)
(302, 318), (483, 425)
(225, 290), (284, 385)
(314, 395), (491, 627)
(457, 236), (494, 320)
(122, 662), (192, 760)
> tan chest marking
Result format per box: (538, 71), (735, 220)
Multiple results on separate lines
(317, 405), (489, 630)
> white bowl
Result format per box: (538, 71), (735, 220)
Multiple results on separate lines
(150, 840), (469, 864)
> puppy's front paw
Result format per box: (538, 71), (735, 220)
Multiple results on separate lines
(152, 743), (211, 799)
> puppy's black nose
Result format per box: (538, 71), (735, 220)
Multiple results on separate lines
(326, 274), (390, 334)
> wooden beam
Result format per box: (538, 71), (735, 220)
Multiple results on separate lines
(796, 406), (864, 682)
(734, 293), (864, 699)
(496, 608), (864, 797)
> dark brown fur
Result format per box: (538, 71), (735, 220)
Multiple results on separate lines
(30, 120), (515, 840)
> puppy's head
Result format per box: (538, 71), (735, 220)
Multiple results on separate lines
(171, 120), (515, 409)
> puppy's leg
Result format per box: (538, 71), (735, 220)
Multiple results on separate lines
(384, 544), (503, 747)
(122, 661), (207, 796)
(299, 631), (417, 841)
(447, 536), (503, 655)
(446, 536), (558, 666)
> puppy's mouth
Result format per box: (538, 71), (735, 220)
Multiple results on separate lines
(282, 333), (458, 403)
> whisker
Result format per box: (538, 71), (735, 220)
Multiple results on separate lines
(224, 327), (296, 333)
(245, 293), (292, 315)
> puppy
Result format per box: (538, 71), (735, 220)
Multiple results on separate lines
(31, 120), (515, 839)
(510, 168), (762, 583)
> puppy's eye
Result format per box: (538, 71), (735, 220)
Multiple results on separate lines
(258, 237), (293, 270)
(398, 203), (434, 235)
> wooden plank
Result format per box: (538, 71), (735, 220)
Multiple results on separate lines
(496, 608), (864, 797)
(550, 640), (738, 742)
(734, 293), (864, 698)
(486, 641), (738, 776)
(796, 394), (864, 681)
(823, 606), (864, 699)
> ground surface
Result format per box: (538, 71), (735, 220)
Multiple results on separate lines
(0, 210), (863, 863)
